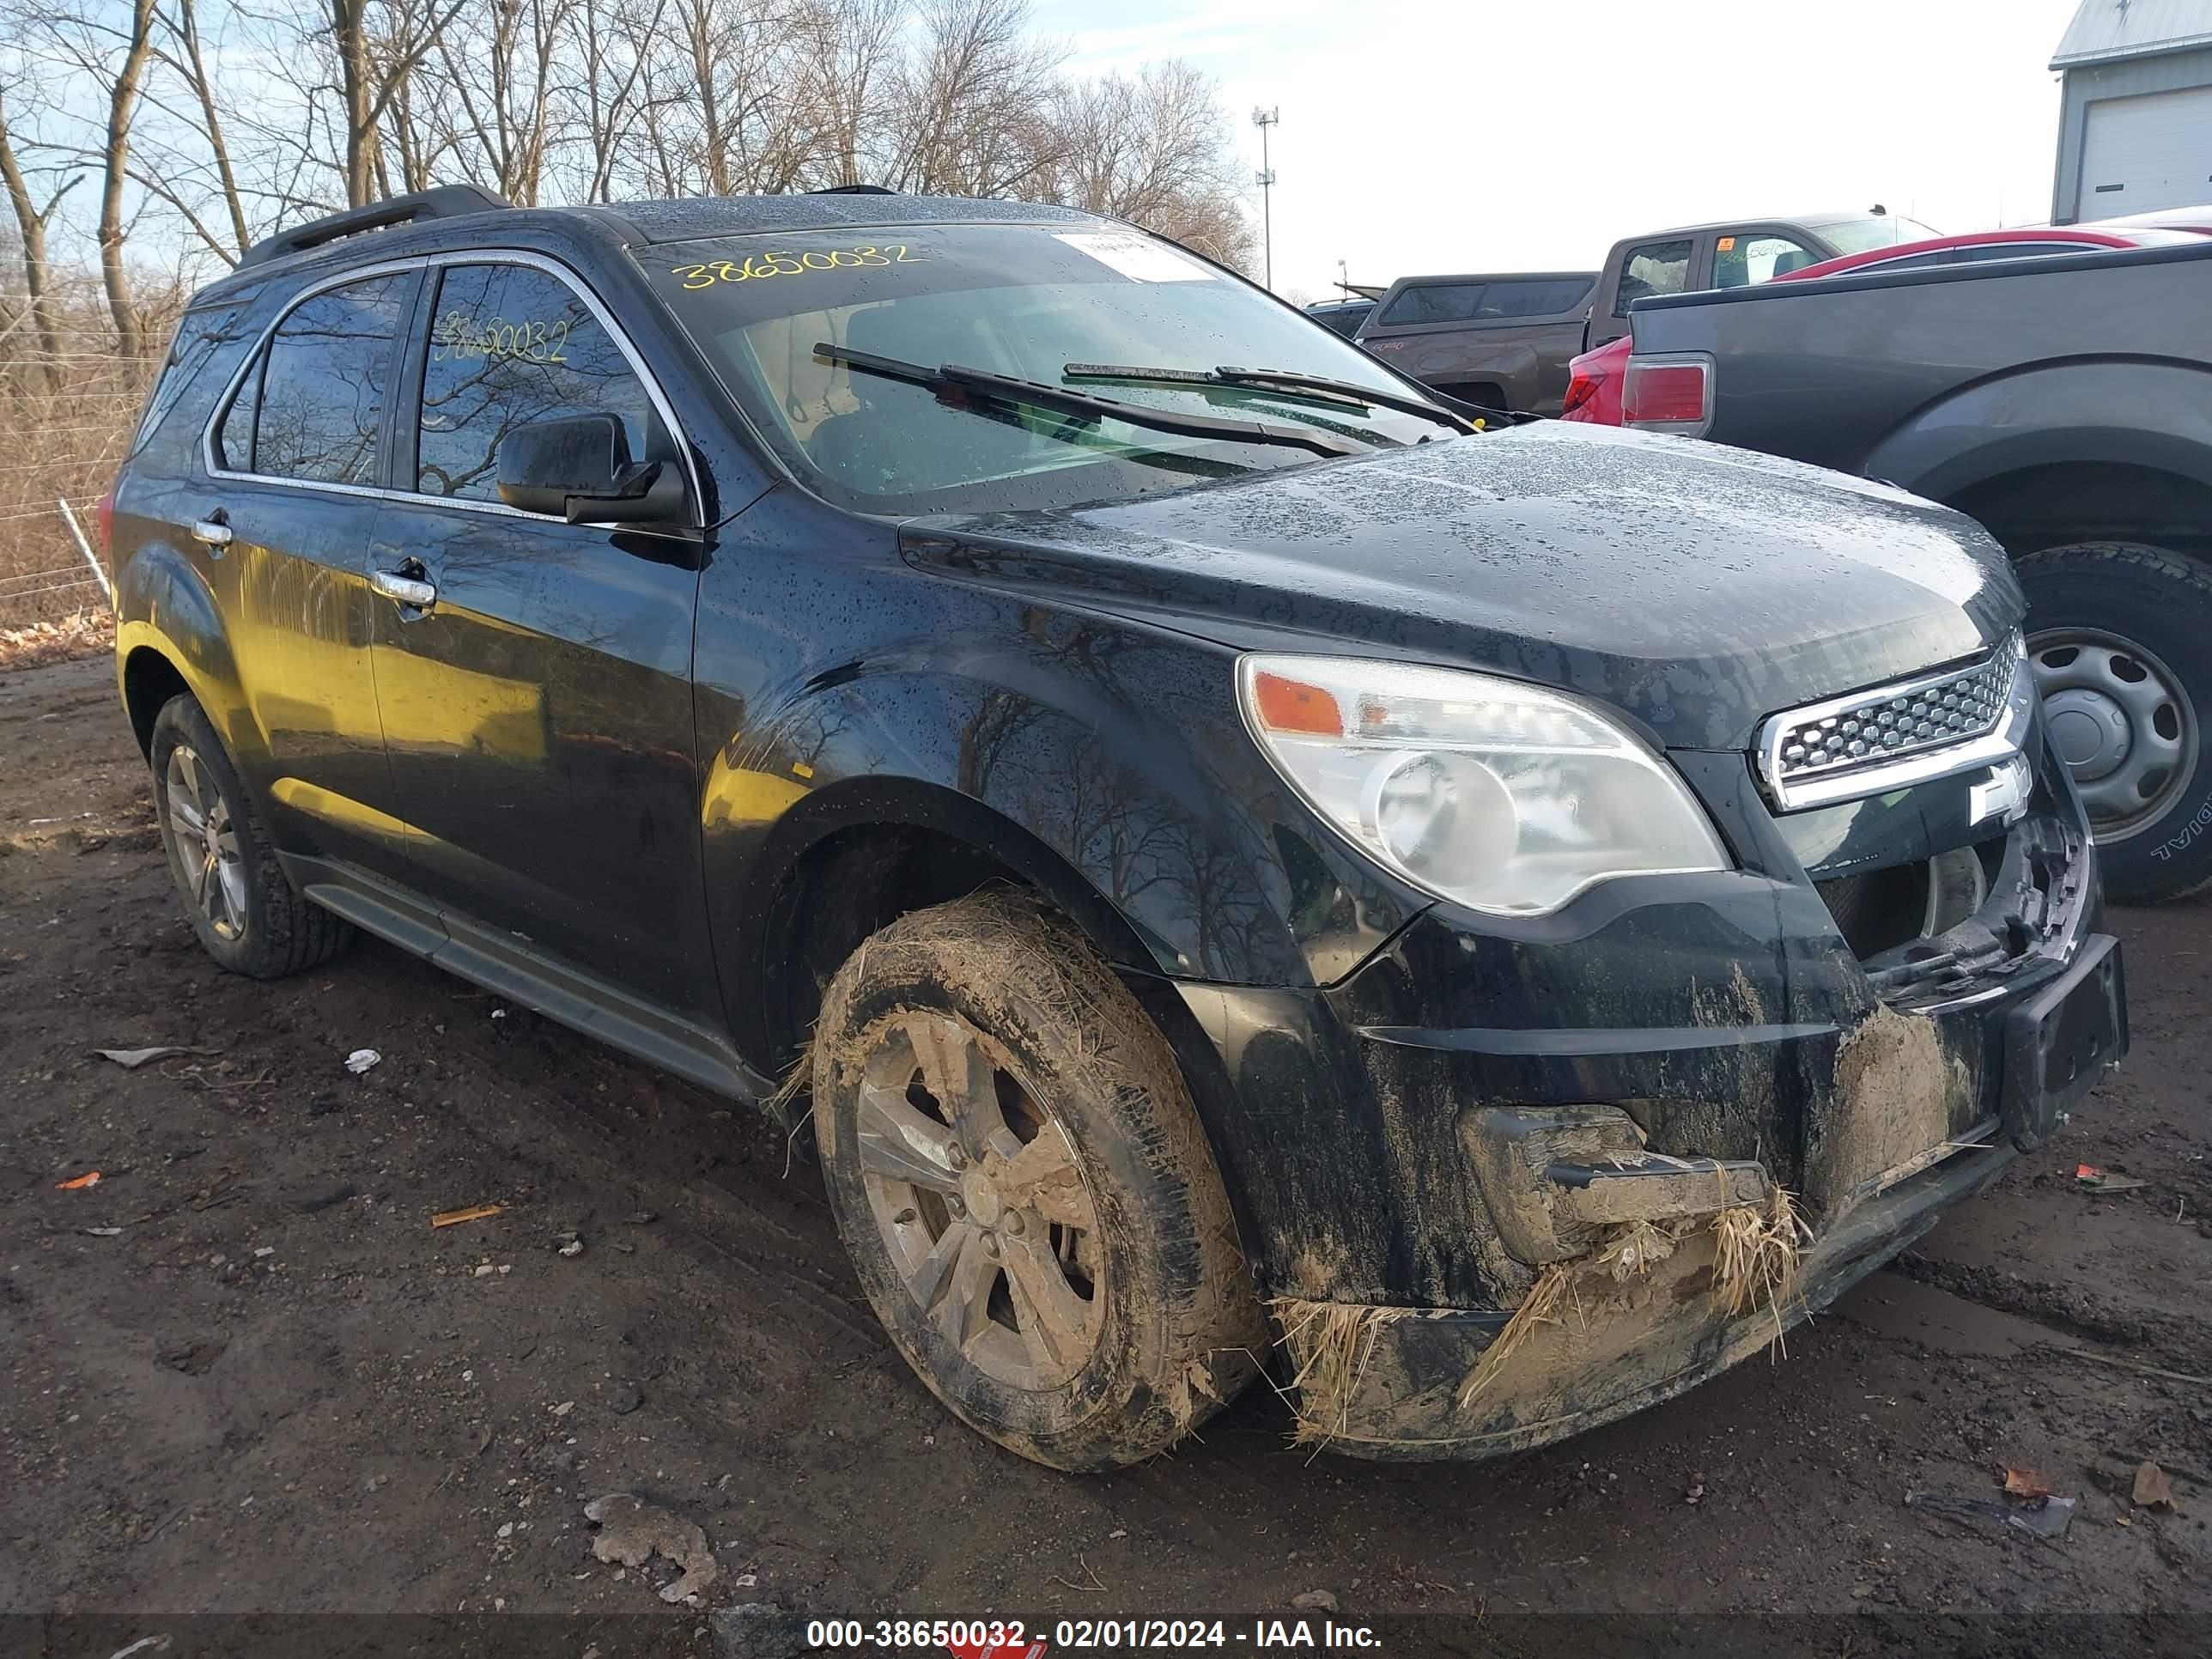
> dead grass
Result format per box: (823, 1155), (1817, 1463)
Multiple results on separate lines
(0, 607), (113, 672)
(1455, 1266), (1574, 1408)
(1457, 1185), (1811, 1408)
(0, 289), (173, 630)
(1711, 1186), (1811, 1341)
(1270, 1296), (1411, 1444)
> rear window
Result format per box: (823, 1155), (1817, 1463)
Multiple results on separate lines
(1613, 240), (1692, 313)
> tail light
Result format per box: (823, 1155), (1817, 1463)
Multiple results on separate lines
(1621, 355), (1714, 436)
(1561, 366), (1601, 418)
(94, 491), (115, 561)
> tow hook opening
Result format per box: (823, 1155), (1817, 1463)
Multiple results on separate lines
(1460, 1103), (1772, 1267)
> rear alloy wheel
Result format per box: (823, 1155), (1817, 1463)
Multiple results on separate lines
(811, 890), (1265, 1470)
(2018, 543), (2212, 904)
(149, 694), (355, 977)
(164, 741), (249, 943)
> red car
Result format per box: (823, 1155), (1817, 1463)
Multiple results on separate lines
(1560, 224), (2201, 428)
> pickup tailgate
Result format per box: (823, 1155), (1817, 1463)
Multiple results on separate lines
(1625, 240), (2212, 477)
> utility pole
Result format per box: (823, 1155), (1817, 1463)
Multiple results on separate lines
(1252, 106), (1279, 290)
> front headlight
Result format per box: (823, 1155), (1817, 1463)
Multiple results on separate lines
(1237, 655), (1729, 916)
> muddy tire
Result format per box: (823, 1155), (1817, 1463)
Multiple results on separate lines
(811, 890), (1265, 1471)
(2017, 543), (2212, 904)
(149, 694), (354, 977)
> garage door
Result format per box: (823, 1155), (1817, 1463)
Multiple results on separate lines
(2081, 84), (2212, 217)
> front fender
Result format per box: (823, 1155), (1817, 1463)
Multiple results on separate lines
(1863, 359), (2212, 504)
(692, 534), (1429, 1064)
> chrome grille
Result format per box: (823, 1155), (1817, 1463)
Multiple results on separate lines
(1758, 633), (2032, 811)
(1777, 646), (2015, 779)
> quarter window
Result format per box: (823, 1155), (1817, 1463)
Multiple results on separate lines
(1614, 240), (1692, 312)
(137, 306), (243, 459)
(229, 274), (412, 483)
(415, 264), (653, 503)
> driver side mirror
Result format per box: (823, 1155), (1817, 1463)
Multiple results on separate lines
(495, 413), (689, 526)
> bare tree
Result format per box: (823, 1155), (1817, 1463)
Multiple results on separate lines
(568, 0), (663, 202)
(796, 0), (902, 190)
(143, 0), (250, 258)
(324, 0), (469, 207)
(423, 0), (574, 204)
(1045, 61), (1255, 270)
(0, 76), (81, 376)
(887, 0), (1065, 197)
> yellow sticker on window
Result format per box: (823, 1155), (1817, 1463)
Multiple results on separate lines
(1717, 235), (1737, 252)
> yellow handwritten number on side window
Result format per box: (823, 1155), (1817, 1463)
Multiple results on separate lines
(673, 246), (924, 289)
(432, 311), (574, 365)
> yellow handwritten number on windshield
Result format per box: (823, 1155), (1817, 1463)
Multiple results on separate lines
(674, 246), (923, 289)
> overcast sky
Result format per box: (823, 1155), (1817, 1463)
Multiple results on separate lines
(1033, 0), (2087, 301)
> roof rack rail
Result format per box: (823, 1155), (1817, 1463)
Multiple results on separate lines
(809, 184), (897, 195)
(238, 185), (514, 270)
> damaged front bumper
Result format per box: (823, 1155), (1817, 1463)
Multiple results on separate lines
(1167, 716), (2128, 1460)
(1284, 1114), (2017, 1458)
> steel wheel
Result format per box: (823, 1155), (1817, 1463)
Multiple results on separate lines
(164, 742), (248, 941)
(854, 1010), (1103, 1391)
(2029, 628), (2197, 840)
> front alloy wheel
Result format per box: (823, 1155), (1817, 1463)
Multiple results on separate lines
(811, 890), (1265, 1471)
(855, 1010), (1104, 1390)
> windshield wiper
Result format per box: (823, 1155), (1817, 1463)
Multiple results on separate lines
(814, 343), (1375, 459)
(1064, 362), (1491, 434)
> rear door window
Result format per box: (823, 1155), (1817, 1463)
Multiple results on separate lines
(1613, 240), (1692, 313)
(414, 263), (656, 502)
(222, 273), (414, 483)
(1712, 234), (1821, 288)
(1377, 283), (1486, 325)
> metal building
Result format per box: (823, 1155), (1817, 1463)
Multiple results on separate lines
(2051, 0), (2212, 222)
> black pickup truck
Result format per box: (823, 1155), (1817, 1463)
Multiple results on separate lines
(1626, 238), (2212, 903)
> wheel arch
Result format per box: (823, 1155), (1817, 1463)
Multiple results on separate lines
(120, 641), (193, 757)
(1858, 360), (2212, 562)
(1942, 457), (2212, 563)
(734, 776), (1166, 1074)
(749, 792), (1273, 1297)
(112, 536), (246, 759)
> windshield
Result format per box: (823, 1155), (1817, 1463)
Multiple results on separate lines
(1817, 215), (1942, 255)
(640, 222), (1445, 515)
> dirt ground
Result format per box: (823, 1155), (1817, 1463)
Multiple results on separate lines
(4, 652), (2210, 1651)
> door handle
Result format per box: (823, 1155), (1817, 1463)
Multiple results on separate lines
(191, 516), (231, 549)
(370, 568), (438, 610)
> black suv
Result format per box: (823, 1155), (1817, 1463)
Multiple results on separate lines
(109, 185), (2124, 1469)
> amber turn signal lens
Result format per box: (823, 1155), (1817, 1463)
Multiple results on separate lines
(1251, 670), (1343, 736)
